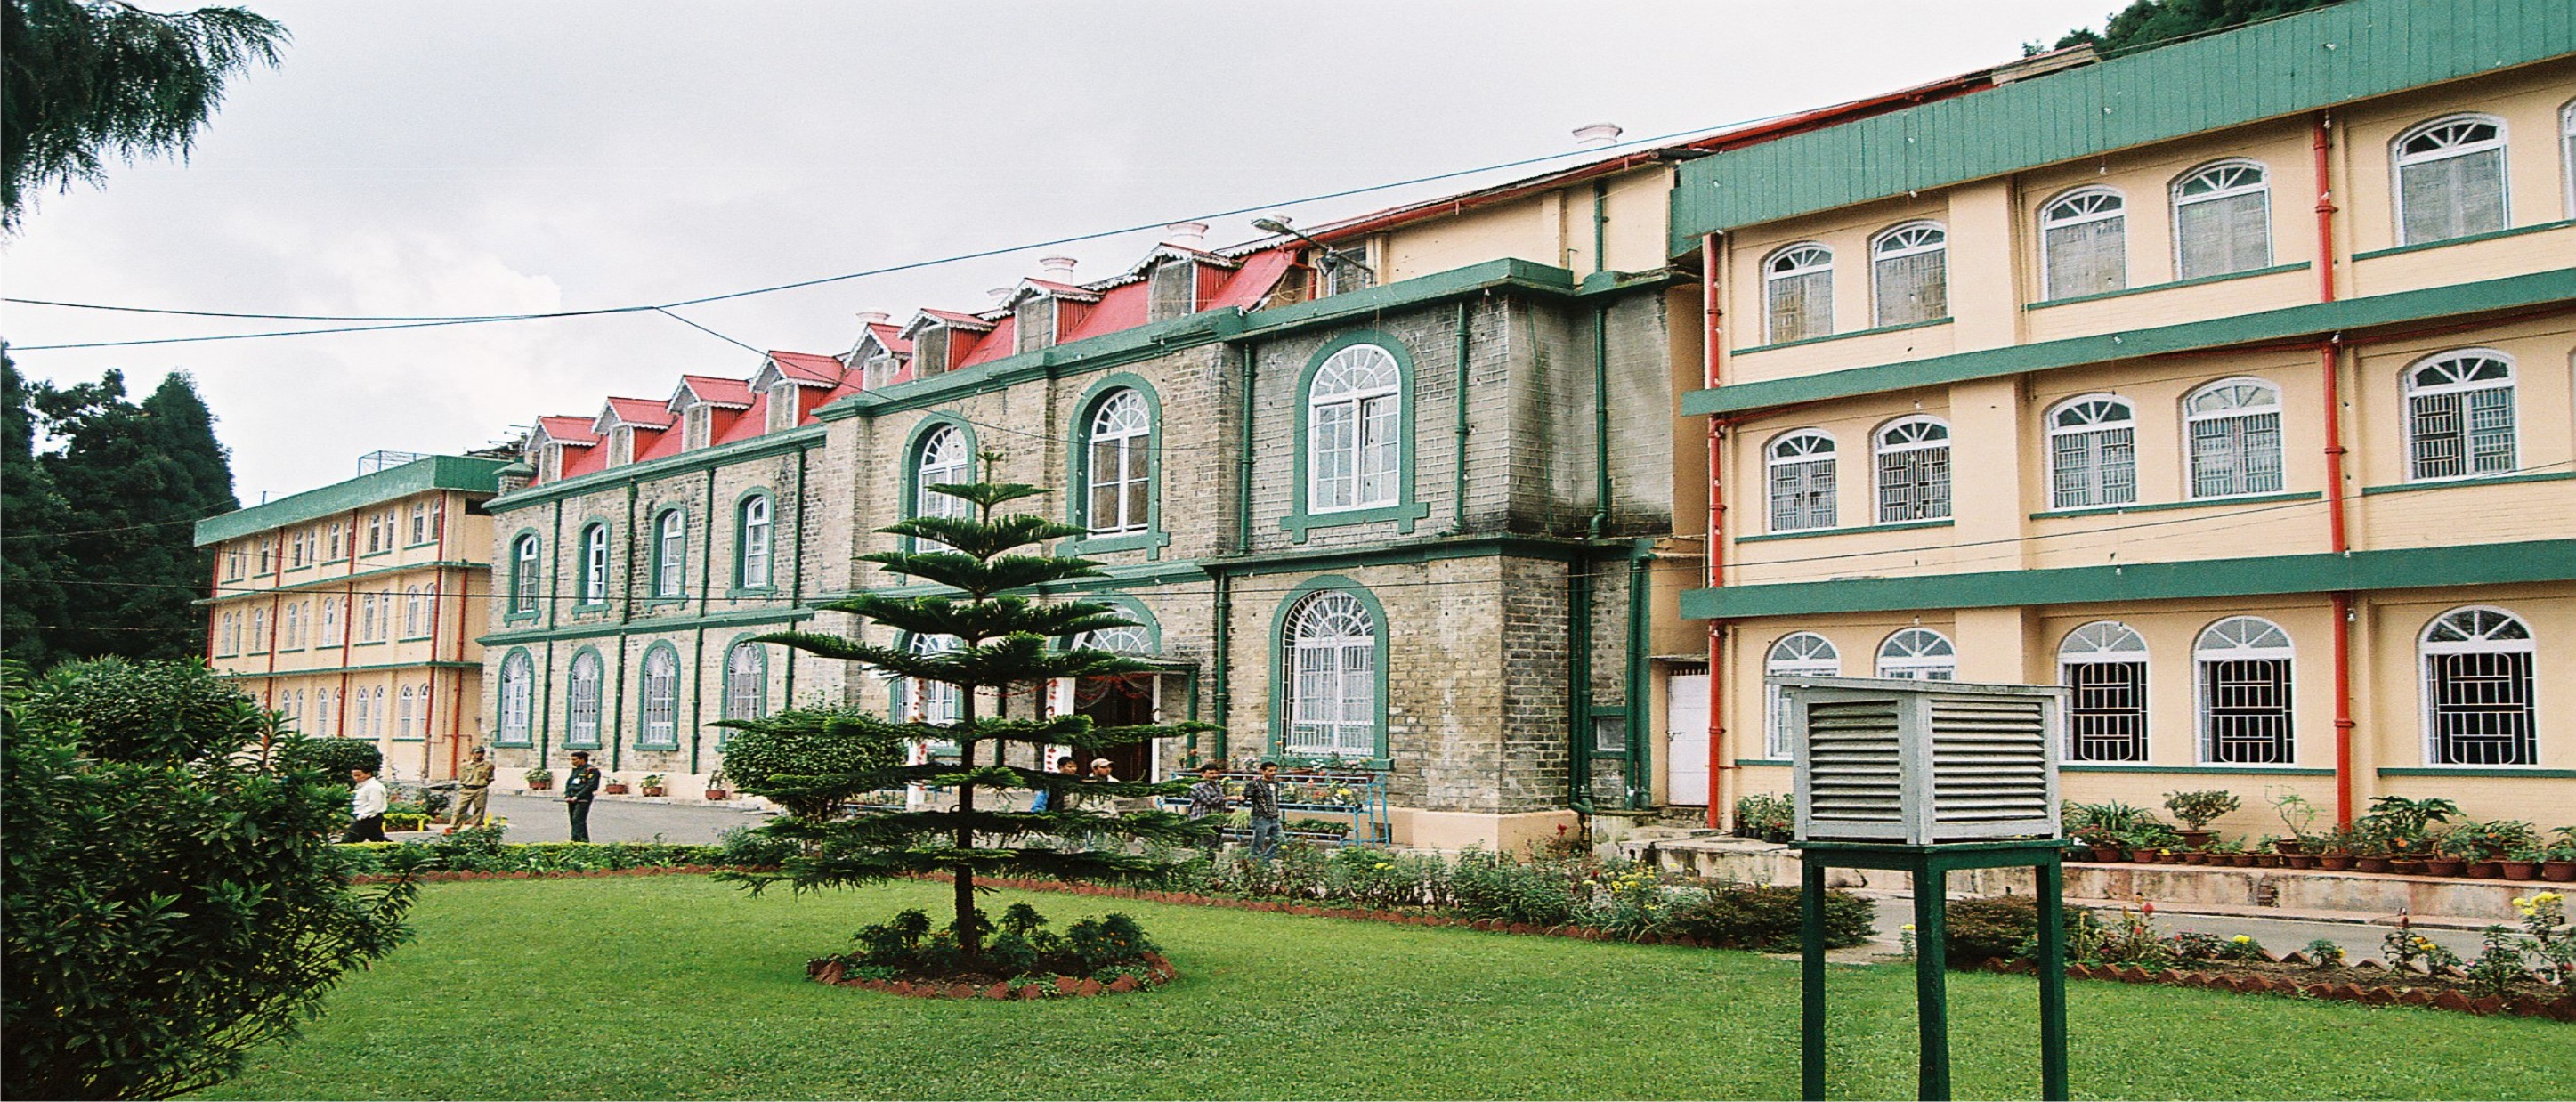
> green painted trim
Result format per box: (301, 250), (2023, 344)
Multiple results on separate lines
(1680, 539), (2576, 620)
(486, 425), (826, 514)
(348, 639), (387, 648)
(731, 485), (778, 590)
(505, 526), (544, 617)
(493, 646), (537, 748)
(1735, 316), (1953, 356)
(2359, 471), (2576, 496)
(198, 560), (491, 604)
(2062, 764), (2337, 775)
(713, 631), (768, 742)
(1281, 329), (1432, 543)
(898, 414), (978, 553)
(477, 606), (817, 646)
(2031, 490), (2319, 520)
(215, 660), (482, 678)
(2353, 219), (2576, 261)
(1684, 268), (2576, 417)
(1081, 592), (1163, 653)
(1736, 758), (1794, 767)
(1062, 373), (1169, 561)
(2377, 767), (2576, 779)
(645, 501), (693, 602)
(196, 455), (507, 545)
(633, 640), (684, 750)
(1738, 518), (1955, 544)
(571, 520), (612, 607)
(1210, 534), (1594, 575)
(1264, 575), (1391, 762)
(562, 644), (606, 750)
(2022, 263), (2309, 310)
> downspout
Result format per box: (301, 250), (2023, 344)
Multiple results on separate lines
(1235, 342), (1257, 553)
(1213, 340), (1255, 766)
(692, 467), (717, 775)
(1209, 571), (1232, 766)
(1450, 300), (1471, 532)
(613, 484), (637, 774)
(1567, 556), (1597, 814)
(1591, 179), (1609, 274)
(1625, 543), (1650, 809)
(2314, 111), (2356, 827)
(537, 638), (555, 766)
(1588, 305), (1611, 539)
(1701, 231), (1730, 830)
(784, 443), (807, 708)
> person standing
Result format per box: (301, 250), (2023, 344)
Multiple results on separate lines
(563, 750), (603, 843)
(1185, 762), (1232, 855)
(1242, 760), (1284, 860)
(448, 747), (494, 829)
(340, 766), (390, 843)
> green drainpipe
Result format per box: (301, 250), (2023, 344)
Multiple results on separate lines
(1626, 542), (1652, 809)
(1566, 555), (1597, 814)
(1451, 300), (1470, 532)
(1208, 570), (1231, 766)
(1588, 304), (1610, 539)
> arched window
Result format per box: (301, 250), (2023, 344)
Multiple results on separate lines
(738, 497), (773, 588)
(314, 688), (335, 734)
(905, 634), (962, 725)
(2195, 616), (2295, 764)
(638, 646), (680, 748)
(1764, 632), (1840, 758)
(1875, 628), (1956, 681)
(320, 596), (342, 645)
(2394, 115), (2507, 246)
(2040, 189), (2126, 300)
(248, 607), (267, 653)
(498, 651), (534, 746)
(1306, 344), (1403, 512)
(352, 687), (373, 740)
(396, 685), (417, 739)
(566, 650), (603, 748)
(1871, 223), (1948, 328)
(723, 642), (766, 723)
(371, 687), (387, 739)
(2420, 607), (2537, 766)
(1081, 625), (1154, 655)
(1873, 417), (1950, 523)
(654, 510), (687, 598)
(913, 425), (970, 523)
(2060, 621), (2150, 762)
(2172, 161), (2272, 279)
(510, 534), (540, 613)
(357, 594), (377, 641)
(2404, 350), (2516, 481)
(282, 603), (302, 649)
(1766, 430), (1837, 532)
(581, 523), (610, 604)
(2563, 100), (2576, 216)
(401, 585), (425, 637)
(1284, 589), (1377, 757)
(1763, 244), (1834, 343)
(2183, 377), (2284, 498)
(2046, 394), (2138, 508)
(1085, 390), (1153, 534)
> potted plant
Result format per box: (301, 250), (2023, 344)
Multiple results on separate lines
(2266, 790), (2320, 854)
(524, 766), (554, 791)
(2251, 836), (2284, 868)
(2500, 844), (2545, 882)
(640, 774), (667, 798)
(2163, 790), (2240, 849)
(2313, 824), (2357, 871)
(705, 766), (731, 801)
(2544, 830), (2576, 883)
(603, 776), (631, 796)
(2422, 830), (2470, 878)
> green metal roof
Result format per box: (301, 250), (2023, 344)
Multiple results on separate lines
(1670, 0), (2576, 248)
(194, 456), (509, 546)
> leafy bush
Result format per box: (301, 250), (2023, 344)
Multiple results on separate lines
(3, 661), (419, 1100)
(276, 733), (382, 780)
(715, 824), (798, 868)
(1733, 793), (1794, 843)
(329, 839), (731, 875)
(713, 705), (909, 821)
(1665, 883), (1874, 952)
(1447, 848), (1582, 926)
(837, 906), (1158, 981)
(1942, 894), (2100, 965)
(2160, 789), (2240, 831)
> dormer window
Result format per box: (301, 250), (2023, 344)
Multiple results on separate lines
(1014, 296), (1055, 354)
(1149, 259), (1196, 322)
(608, 426), (635, 466)
(683, 404), (711, 450)
(540, 443), (563, 482)
(914, 327), (951, 377)
(1317, 242), (1374, 296)
(863, 353), (899, 390)
(766, 381), (797, 432)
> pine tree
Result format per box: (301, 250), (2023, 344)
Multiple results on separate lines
(726, 459), (1209, 964)
(2, 350), (72, 668)
(2043, 0), (2347, 55)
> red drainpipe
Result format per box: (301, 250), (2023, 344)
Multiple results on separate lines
(1701, 231), (1730, 831)
(2314, 113), (2356, 827)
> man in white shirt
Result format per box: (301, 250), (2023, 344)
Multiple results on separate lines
(341, 766), (390, 843)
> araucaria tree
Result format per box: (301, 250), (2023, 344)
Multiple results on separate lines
(728, 464), (1207, 966)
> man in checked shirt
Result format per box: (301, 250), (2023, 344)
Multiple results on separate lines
(1241, 760), (1284, 860)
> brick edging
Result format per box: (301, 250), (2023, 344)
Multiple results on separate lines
(1976, 956), (2576, 1021)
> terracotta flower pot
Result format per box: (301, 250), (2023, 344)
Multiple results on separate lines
(2354, 856), (2390, 873)
(2272, 839), (2306, 855)
(2285, 853), (2317, 869)
(2499, 860), (2540, 880)
(2232, 854), (2261, 868)
(2183, 852), (2207, 865)
(603, 783), (631, 795)
(2464, 860), (2500, 879)
(2177, 830), (2215, 848)
(2422, 857), (2467, 877)
(2542, 860), (2576, 883)
(705, 789), (730, 800)
(2256, 854), (2284, 868)
(2130, 848), (2162, 863)
(2316, 854), (2354, 871)
(527, 780), (553, 790)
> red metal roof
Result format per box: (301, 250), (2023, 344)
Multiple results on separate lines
(1060, 280), (1146, 343)
(676, 375), (756, 409)
(863, 322), (911, 354)
(1205, 249), (1296, 312)
(918, 308), (995, 330)
(767, 350), (846, 385)
(955, 315), (1019, 369)
(601, 397), (674, 428)
(536, 416), (600, 446)
(714, 394), (772, 446)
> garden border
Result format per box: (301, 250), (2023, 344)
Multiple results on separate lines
(1973, 955), (2575, 1022)
(805, 953), (1179, 1000)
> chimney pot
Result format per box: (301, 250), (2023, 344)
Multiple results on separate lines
(1038, 255), (1078, 281)
(1162, 222), (1210, 247)
(988, 288), (1016, 305)
(854, 310), (889, 327)
(1573, 123), (1624, 149)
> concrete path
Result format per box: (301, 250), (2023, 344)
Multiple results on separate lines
(441, 793), (777, 844)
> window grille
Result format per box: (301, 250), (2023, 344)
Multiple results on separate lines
(2420, 607), (2536, 766)
(655, 511), (686, 597)
(2184, 378), (2284, 498)
(2047, 395), (2137, 508)
(2040, 189), (2126, 299)
(352, 689), (372, 739)
(2404, 351), (2516, 480)
(1766, 430), (1837, 531)
(2173, 161), (2272, 280)
(2059, 621), (2149, 761)
(913, 425), (971, 539)
(566, 652), (603, 747)
(1086, 390), (1152, 533)
(1306, 344), (1402, 512)
(1320, 245), (1374, 296)
(684, 405), (711, 450)
(321, 598), (341, 645)
(639, 647), (679, 748)
(498, 651), (533, 745)
(1014, 296), (1054, 354)
(1765, 632), (1839, 758)
(410, 503), (427, 544)
(402, 587), (424, 637)
(1875, 628), (1956, 681)
(2195, 617), (2295, 764)
(1870, 223), (1947, 327)
(2395, 116), (2507, 246)
(741, 497), (772, 588)
(1873, 417), (1950, 522)
(283, 604), (302, 649)
(1285, 590), (1377, 757)
(1148, 259), (1196, 322)
(724, 642), (766, 725)
(582, 525), (609, 604)
(1081, 625), (1153, 655)
(907, 635), (961, 725)
(1763, 244), (1834, 344)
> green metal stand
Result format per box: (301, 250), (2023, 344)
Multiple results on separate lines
(1796, 839), (2070, 1102)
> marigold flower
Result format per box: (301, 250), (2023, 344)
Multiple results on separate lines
(2232, 935), (2252, 944)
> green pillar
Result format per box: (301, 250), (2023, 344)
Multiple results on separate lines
(1912, 868), (1951, 1101)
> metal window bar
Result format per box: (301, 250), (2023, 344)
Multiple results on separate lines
(2429, 651), (2536, 766)
(1159, 768), (1392, 847)
(1876, 444), (1950, 522)
(2203, 658), (2293, 764)
(2051, 426), (2135, 508)
(2066, 661), (2148, 762)
(1873, 249), (1946, 327)
(1771, 457), (1836, 531)
(2399, 150), (2506, 245)
(2189, 411), (2282, 497)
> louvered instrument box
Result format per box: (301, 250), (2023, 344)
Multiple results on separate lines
(1770, 676), (2065, 845)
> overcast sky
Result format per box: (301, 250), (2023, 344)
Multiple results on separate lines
(4, 0), (2103, 502)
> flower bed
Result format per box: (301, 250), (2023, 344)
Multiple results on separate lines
(807, 953), (1179, 999)
(1974, 955), (2575, 1021)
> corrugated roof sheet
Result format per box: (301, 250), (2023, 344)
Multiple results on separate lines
(194, 456), (509, 546)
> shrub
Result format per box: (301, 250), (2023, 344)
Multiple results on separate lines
(715, 824), (798, 868)
(1447, 848), (1581, 927)
(1665, 883), (1874, 952)
(18, 656), (255, 764)
(838, 905), (1158, 981)
(712, 705), (910, 821)
(2161, 789), (2240, 831)
(1941, 894), (2100, 965)
(276, 733), (382, 780)
(1733, 793), (1794, 842)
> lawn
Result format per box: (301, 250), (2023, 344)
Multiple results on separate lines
(198, 876), (2568, 1100)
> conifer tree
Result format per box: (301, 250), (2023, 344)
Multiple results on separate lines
(726, 459), (1208, 964)
(2, 351), (72, 668)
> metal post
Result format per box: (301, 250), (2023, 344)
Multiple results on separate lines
(1801, 855), (1827, 1102)
(2038, 859), (2070, 1102)
(1912, 864), (1951, 1102)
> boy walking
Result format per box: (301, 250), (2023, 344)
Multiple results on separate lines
(1242, 760), (1284, 859)
(1185, 762), (1231, 855)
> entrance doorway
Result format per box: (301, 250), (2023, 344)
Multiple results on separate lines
(1665, 669), (1710, 806)
(1075, 673), (1157, 782)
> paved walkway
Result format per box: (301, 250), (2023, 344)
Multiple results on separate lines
(445, 793), (776, 844)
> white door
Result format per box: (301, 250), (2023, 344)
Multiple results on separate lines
(1665, 672), (1710, 805)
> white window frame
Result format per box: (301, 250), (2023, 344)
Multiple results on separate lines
(401, 585), (425, 638)
(683, 403), (712, 450)
(639, 646), (680, 748)
(498, 651), (533, 745)
(2170, 159), (2272, 280)
(1763, 632), (1839, 758)
(2393, 114), (2508, 247)
(1305, 344), (1403, 513)
(767, 380), (799, 431)
(2193, 616), (2297, 766)
(2403, 349), (2517, 482)
(2418, 606), (2539, 767)
(654, 510), (686, 598)
(511, 535), (539, 613)
(321, 596), (342, 645)
(1149, 259), (1196, 322)
(396, 685), (417, 740)
(913, 425), (970, 523)
(1765, 429), (1838, 533)
(2059, 621), (2151, 763)
(581, 524), (609, 604)
(740, 496), (773, 588)
(1762, 243), (1835, 344)
(2038, 187), (2127, 300)
(2562, 100), (2576, 218)
(724, 642), (766, 724)
(1869, 223), (1948, 328)
(1086, 389), (1152, 534)
(352, 687), (373, 740)
(282, 602), (302, 649)
(566, 651), (603, 748)
(906, 634), (962, 726)
(2046, 394), (2139, 509)
(2183, 377), (2285, 499)
(1875, 628), (1956, 681)
(1872, 417), (1950, 523)
(1284, 589), (1378, 758)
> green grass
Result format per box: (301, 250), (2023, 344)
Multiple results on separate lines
(198, 876), (2568, 1100)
